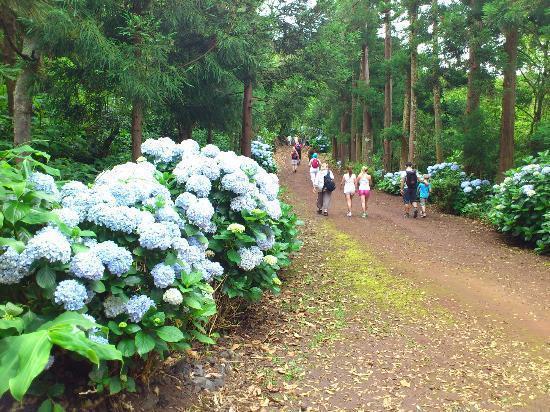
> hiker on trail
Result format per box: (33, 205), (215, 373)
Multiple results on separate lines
(341, 167), (357, 217)
(314, 163), (335, 216)
(287, 136), (293, 146)
(309, 153), (320, 184)
(307, 145), (315, 160)
(400, 162), (419, 218)
(418, 175), (431, 218)
(295, 142), (302, 164)
(356, 166), (372, 218)
(291, 147), (299, 173)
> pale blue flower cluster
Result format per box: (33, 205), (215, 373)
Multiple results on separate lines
(53, 208), (81, 227)
(92, 241), (133, 276)
(175, 192), (197, 211)
(126, 295), (155, 322)
(151, 263), (176, 288)
(186, 174), (212, 197)
(460, 178), (490, 193)
(141, 137), (182, 164)
(221, 172), (251, 195)
(238, 246), (264, 271)
(185, 198), (215, 231)
(70, 251), (105, 281)
(29, 171), (60, 200)
(138, 222), (181, 250)
(54, 279), (88, 311)
(251, 140), (277, 172)
(202, 144), (221, 158)
(256, 226), (275, 251)
(103, 295), (127, 318)
(427, 162), (461, 176)
(88, 333), (109, 345)
(0, 247), (29, 284)
(60, 180), (88, 198)
(20, 227), (72, 266)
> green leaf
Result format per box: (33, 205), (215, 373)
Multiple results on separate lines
(156, 326), (184, 343)
(3, 201), (30, 224)
(0, 237), (25, 253)
(227, 250), (241, 264)
(0, 318), (24, 333)
(4, 302), (23, 317)
(124, 324), (141, 334)
(20, 210), (57, 225)
(36, 266), (57, 289)
(109, 376), (122, 395)
(91, 281), (106, 293)
(181, 271), (202, 287)
(38, 399), (54, 412)
(0, 211), (4, 228)
(117, 339), (136, 357)
(183, 296), (202, 310)
(135, 331), (156, 356)
(190, 330), (216, 345)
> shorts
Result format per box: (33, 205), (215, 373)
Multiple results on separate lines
(403, 187), (417, 204)
(291, 159), (298, 166)
(420, 197), (428, 206)
(344, 186), (355, 195)
(357, 189), (370, 197)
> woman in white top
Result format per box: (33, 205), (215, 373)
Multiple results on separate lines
(309, 153), (320, 184)
(340, 167), (356, 217)
(314, 163), (335, 216)
(356, 166), (372, 218)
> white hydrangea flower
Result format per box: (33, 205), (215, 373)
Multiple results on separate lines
(227, 223), (246, 233)
(163, 288), (183, 305)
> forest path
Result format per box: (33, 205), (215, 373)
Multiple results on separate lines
(185, 150), (549, 411)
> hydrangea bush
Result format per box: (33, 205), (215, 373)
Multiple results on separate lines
(489, 152), (549, 253)
(377, 171), (405, 195)
(251, 140), (277, 173)
(0, 138), (301, 400)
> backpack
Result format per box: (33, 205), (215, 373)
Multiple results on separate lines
(311, 158), (320, 168)
(405, 170), (418, 187)
(291, 151), (298, 160)
(323, 171), (336, 192)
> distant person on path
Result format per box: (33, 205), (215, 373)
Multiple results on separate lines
(291, 147), (299, 173)
(287, 136), (293, 146)
(356, 166), (372, 218)
(314, 163), (335, 216)
(295, 142), (302, 164)
(309, 153), (320, 184)
(418, 175), (431, 218)
(341, 167), (357, 217)
(400, 162), (419, 218)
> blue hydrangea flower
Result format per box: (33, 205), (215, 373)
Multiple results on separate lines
(451, 164), (460, 171)
(471, 179), (482, 187)
(103, 295), (127, 318)
(60, 181), (88, 198)
(482, 179), (490, 185)
(179, 245), (203, 264)
(70, 251), (105, 281)
(199, 158), (221, 181)
(186, 174), (211, 198)
(204, 260), (223, 280)
(221, 172), (251, 195)
(142, 137), (180, 164)
(173, 260), (191, 276)
(54, 280), (88, 311)
(0, 247), (29, 284)
(88, 333), (109, 345)
(263, 200), (282, 220)
(238, 246), (264, 271)
(188, 235), (208, 251)
(255, 172), (279, 200)
(155, 206), (184, 227)
(541, 166), (550, 175)
(460, 181), (470, 189)
(175, 192), (197, 211)
(201, 144), (221, 158)
(186, 198), (214, 230)
(179, 139), (200, 156)
(126, 295), (156, 322)
(29, 172), (60, 200)
(20, 227), (72, 266)
(256, 226), (275, 251)
(463, 186), (473, 193)
(92, 241), (133, 276)
(138, 222), (180, 250)
(230, 194), (257, 212)
(53, 207), (81, 227)
(151, 263), (176, 288)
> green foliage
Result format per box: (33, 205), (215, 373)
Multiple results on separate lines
(489, 152), (550, 253)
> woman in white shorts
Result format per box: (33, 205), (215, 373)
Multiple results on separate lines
(340, 166), (356, 217)
(309, 153), (320, 184)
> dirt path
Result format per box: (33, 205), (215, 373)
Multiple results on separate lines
(128, 151), (550, 411)
(281, 155), (550, 343)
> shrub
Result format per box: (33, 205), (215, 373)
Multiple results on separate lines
(377, 171), (404, 195)
(488, 152), (550, 253)
(310, 132), (330, 153)
(0, 138), (301, 401)
(251, 140), (277, 173)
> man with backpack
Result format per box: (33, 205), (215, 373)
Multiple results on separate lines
(314, 163), (335, 216)
(400, 162), (419, 218)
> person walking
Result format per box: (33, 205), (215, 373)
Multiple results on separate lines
(418, 174), (431, 218)
(341, 167), (356, 217)
(356, 166), (372, 218)
(314, 163), (335, 216)
(309, 153), (320, 184)
(290, 147), (299, 173)
(294, 141), (302, 165)
(400, 162), (419, 218)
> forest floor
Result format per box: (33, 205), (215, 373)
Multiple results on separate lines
(122, 149), (550, 412)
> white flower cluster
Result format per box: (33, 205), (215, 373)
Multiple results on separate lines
(0, 247), (30, 284)
(496, 162), (547, 198)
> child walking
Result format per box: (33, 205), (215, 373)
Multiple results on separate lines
(341, 167), (356, 217)
(356, 166), (372, 218)
(290, 147), (299, 173)
(418, 175), (431, 218)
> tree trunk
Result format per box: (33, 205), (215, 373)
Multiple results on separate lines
(241, 80), (253, 157)
(401, 67), (411, 169)
(350, 75), (357, 162)
(332, 136), (338, 160)
(1, 9), (16, 116)
(340, 109), (350, 163)
(408, 3), (418, 164)
(465, 0), (482, 115)
(498, 26), (519, 180)
(361, 43), (373, 162)
(207, 126), (213, 144)
(13, 37), (38, 145)
(432, 0), (443, 163)
(383, 9), (393, 172)
(131, 99), (143, 161)
(176, 123), (193, 142)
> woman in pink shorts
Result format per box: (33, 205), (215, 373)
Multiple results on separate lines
(356, 166), (372, 218)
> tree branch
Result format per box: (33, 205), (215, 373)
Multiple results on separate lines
(180, 37), (217, 69)
(0, 16), (34, 62)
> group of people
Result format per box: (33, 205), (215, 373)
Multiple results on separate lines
(290, 140), (432, 219)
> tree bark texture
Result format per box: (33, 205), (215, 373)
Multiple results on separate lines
(498, 26), (519, 180)
(13, 37), (38, 145)
(408, 3), (418, 164)
(361, 43), (373, 162)
(350, 75), (357, 162)
(340, 108), (350, 163)
(383, 9), (393, 171)
(465, 0), (482, 115)
(401, 67), (411, 169)
(1, 7), (17, 116)
(241, 80), (253, 157)
(207, 127), (213, 144)
(432, 0), (443, 163)
(131, 99), (143, 161)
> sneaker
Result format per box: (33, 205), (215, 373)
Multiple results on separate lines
(422, 213), (426, 218)
(323, 210), (328, 216)
(413, 209), (418, 218)
(317, 209), (322, 214)
(347, 211), (352, 217)
(404, 213), (410, 218)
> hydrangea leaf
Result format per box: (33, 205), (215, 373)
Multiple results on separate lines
(135, 331), (156, 356)
(156, 326), (184, 343)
